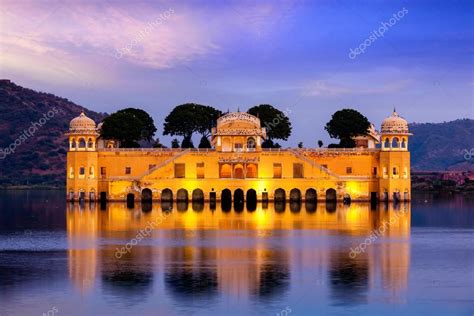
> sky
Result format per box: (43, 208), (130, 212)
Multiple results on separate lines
(0, 0), (473, 146)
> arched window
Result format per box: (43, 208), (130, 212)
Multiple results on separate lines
(79, 166), (85, 178)
(78, 138), (86, 148)
(392, 137), (400, 148)
(71, 139), (76, 149)
(401, 138), (406, 148)
(89, 166), (95, 178)
(393, 166), (399, 176)
(384, 138), (390, 148)
(87, 138), (94, 148)
(247, 137), (256, 150)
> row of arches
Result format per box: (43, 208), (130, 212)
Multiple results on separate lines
(383, 136), (407, 150)
(135, 188), (338, 203)
(69, 137), (96, 150)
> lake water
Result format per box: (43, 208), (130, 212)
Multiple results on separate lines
(0, 190), (472, 316)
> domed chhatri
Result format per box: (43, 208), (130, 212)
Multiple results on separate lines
(69, 111), (97, 134)
(67, 111), (99, 153)
(381, 109), (410, 135)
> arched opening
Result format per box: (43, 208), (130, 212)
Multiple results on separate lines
(222, 137), (232, 152)
(274, 188), (286, 202)
(234, 164), (244, 179)
(246, 189), (257, 211)
(161, 189), (173, 202)
(71, 139), (76, 149)
(393, 191), (401, 202)
(343, 193), (351, 205)
(290, 201), (301, 213)
(89, 189), (95, 201)
(401, 138), (407, 148)
(305, 200), (317, 213)
(220, 163), (232, 178)
(246, 164), (257, 178)
(126, 193), (135, 208)
(78, 138), (86, 148)
(87, 138), (94, 148)
(326, 188), (337, 202)
(234, 189), (244, 212)
(192, 189), (204, 202)
(177, 201), (188, 212)
(325, 201), (336, 212)
(142, 188), (152, 202)
(247, 137), (256, 150)
(192, 200), (204, 212)
(289, 188), (301, 202)
(161, 200), (173, 212)
(384, 138), (390, 149)
(177, 189), (188, 202)
(305, 188), (317, 202)
(391, 137), (400, 148)
(142, 202), (152, 212)
(221, 189), (232, 212)
(275, 201), (286, 213)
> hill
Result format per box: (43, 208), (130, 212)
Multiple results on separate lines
(409, 120), (474, 171)
(0, 80), (106, 187)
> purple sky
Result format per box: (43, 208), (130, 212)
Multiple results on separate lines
(1, 0), (472, 146)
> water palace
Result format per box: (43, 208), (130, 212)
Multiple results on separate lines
(66, 110), (412, 203)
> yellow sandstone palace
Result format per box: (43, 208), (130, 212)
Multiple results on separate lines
(66, 110), (411, 203)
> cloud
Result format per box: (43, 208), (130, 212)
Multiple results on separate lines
(303, 76), (412, 97)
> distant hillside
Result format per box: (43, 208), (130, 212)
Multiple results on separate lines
(0, 80), (106, 186)
(410, 119), (474, 171)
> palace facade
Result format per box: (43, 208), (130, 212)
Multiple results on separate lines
(66, 110), (411, 203)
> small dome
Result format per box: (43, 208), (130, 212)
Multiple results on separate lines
(381, 109), (409, 134)
(69, 111), (97, 133)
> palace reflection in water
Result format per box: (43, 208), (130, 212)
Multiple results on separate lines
(66, 201), (410, 306)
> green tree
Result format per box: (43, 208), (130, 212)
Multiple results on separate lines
(101, 108), (157, 148)
(153, 138), (166, 148)
(118, 108), (157, 141)
(163, 103), (222, 140)
(324, 109), (370, 148)
(298, 142), (303, 148)
(198, 135), (212, 148)
(181, 135), (194, 148)
(247, 104), (292, 146)
(318, 140), (324, 148)
(171, 138), (180, 148)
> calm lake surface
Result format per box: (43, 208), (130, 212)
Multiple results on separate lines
(0, 190), (472, 316)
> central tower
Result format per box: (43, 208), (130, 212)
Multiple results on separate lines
(211, 112), (267, 152)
